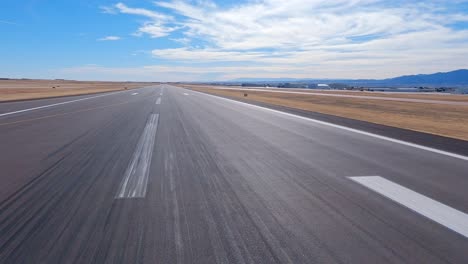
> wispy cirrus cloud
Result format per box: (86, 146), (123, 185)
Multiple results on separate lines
(115, 2), (172, 21)
(59, 64), (311, 82)
(102, 2), (178, 38)
(98, 36), (121, 41)
(97, 0), (468, 80)
(0, 20), (17, 25)
(99, 6), (118, 14)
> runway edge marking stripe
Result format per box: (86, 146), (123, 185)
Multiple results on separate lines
(350, 176), (468, 238)
(0, 89), (135, 118)
(186, 88), (468, 162)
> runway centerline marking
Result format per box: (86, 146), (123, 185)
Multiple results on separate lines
(155, 97), (161, 105)
(0, 89), (131, 118)
(183, 93), (189, 95)
(187, 88), (468, 161)
(131, 92), (139, 95)
(116, 114), (159, 199)
(350, 176), (468, 238)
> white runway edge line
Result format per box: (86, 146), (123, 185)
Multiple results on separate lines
(188, 89), (468, 162)
(116, 114), (159, 199)
(155, 97), (161, 105)
(0, 89), (132, 118)
(350, 176), (468, 238)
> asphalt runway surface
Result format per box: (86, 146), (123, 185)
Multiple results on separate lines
(0, 85), (467, 263)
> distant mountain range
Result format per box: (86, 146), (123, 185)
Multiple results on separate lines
(229, 69), (468, 87)
(380, 69), (468, 86)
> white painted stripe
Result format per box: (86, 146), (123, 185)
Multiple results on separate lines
(350, 176), (468, 238)
(116, 114), (159, 199)
(187, 88), (468, 161)
(155, 97), (161, 105)
(0, 90), (130, 118)
(131, 92), (139, 95)
(183, 93), (189, 95)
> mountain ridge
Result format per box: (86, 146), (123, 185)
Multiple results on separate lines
(229, 69), (468, 86)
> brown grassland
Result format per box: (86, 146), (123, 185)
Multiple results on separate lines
(184, 85), (468, 141)
(0, 79), (157, 102)
(183, 84), (468, 102)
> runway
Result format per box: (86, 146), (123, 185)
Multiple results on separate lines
(0, 84), (467, 263)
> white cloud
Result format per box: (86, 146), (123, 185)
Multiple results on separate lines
(100, 6), (118, 14)
(153, 0), (467, 51)
(0, 20), (17, 25)
(98, 36), (121, 41)
(100, 0), (468, 79)
(170, 37), (191, 45)
(152, 48), (271, 62)
(134, 22), (180, 38)
(110, 2), (178, 38)
(59, 64), (300, 82)
(115, 2), (171, 21)
(60, 48), (468, 81)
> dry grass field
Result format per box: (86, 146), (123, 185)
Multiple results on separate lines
(182, 84), (468, 102)
(185, 85), (468, 141)
(0, 79), (157, 102)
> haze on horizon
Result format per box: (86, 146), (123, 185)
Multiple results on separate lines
(1, 0), (468, 82)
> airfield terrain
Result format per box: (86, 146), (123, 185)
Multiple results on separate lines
(0, 84), (467, 263)
(0, 79), (157, 102)
(184, 85), (468, 141)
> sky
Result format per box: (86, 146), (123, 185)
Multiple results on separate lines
(1, 0), (468, 82)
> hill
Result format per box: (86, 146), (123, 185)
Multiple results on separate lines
(383, 69), (468, 86)
(229, 69), (468, 87)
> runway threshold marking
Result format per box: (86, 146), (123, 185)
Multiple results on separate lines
(350, 176), (468, 238)
(116, 114), (159, 199)
(155, 97), (161, 105)
(188, 89), (468, 161)
(0, 90), (130, 118)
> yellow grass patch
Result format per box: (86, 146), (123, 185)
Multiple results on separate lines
(0, 79), (157, 102)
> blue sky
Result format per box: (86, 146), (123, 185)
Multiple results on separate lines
(1, 0), (468, 81)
